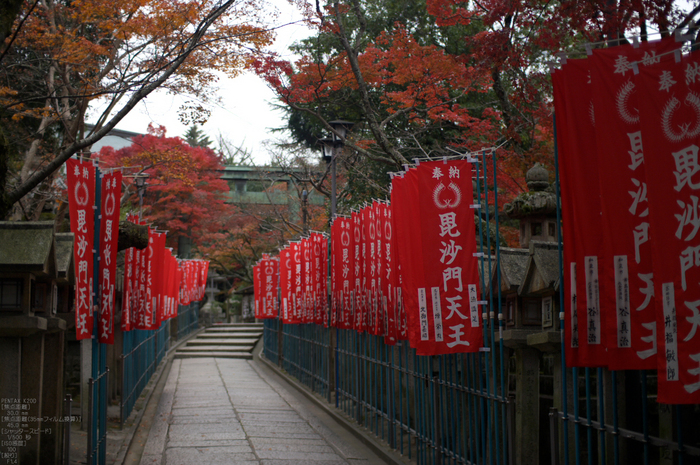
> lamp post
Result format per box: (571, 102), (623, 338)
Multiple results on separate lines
(320, 120), (354, 219)
(134, 173), (149, 221)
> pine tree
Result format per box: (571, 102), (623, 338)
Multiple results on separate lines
(183, 124), (213, 148)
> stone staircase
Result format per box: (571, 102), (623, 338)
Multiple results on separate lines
(174, 323), (264, 359)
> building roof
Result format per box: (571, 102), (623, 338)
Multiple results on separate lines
(519, 240), (561, 295)
(0, 222), (56, 274)
(55, 233), (75, 283)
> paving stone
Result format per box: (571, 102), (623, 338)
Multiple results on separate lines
(260, 460), (348, 465)
(255, 449), (348, 461)
(170, 415), (240, 425)
(165, 446), (257, 464)
(250, 440), (336, 454)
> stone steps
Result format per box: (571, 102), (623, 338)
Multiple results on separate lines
(174, 323), (263, 359)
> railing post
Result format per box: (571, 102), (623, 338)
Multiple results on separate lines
(432, 356), (441, 465)
(63, 394), (72, 465)
(87, 377), (94, 465)
(550, 407), (560, 465)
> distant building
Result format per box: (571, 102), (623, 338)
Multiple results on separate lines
(84, 124), (143, 152)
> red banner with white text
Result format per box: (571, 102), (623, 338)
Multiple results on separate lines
(67, 158), (96, 340)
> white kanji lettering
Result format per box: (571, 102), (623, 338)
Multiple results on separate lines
(628, 131), (644, 171)
(680, 245), (700, 291)
(641, 50), (660, 67)
(445, 295), (468, 320)
(446, 324), (470, 348)
(77, 210), (87, 234)
(659, 70), (677, 92)
(637, 321), (657, 360)
(673, 145), (700, 191)
(439, 240), (462, 265)
(685, 353), (700, 394)
(614, 55), (632, 75)
(442, 267), (463, 292)
(77, 235), (88, 258)
(77, 313), (88, 334)
(432, 167), (443, 179)
(684, 300), (700, 342)
(628, 178), (649, 217)
(104, 219), (113, 240)
(438, 212), (461, 238)
(633, 222), (649, 264)
(675, 195), (700, 241)
(686, 62), (700, 85)
(449, 166), (460, 178)
(637, 273), (654, 311)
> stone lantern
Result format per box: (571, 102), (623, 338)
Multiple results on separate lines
(503, 163), (558, 248)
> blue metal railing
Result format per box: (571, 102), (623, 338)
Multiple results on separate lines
(119, 303), (199, 429)
(281, 323), (330, 399)
(260, 145), (700, 464)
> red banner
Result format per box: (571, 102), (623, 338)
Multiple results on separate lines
(636, 50), (700, 403)
(414, 160), (482, 355)
(122, 246), (134, 332)
(292, 242), (303, 323)
(352, 210), (366, 331)
(311, 234), (324, 325)
(134, 231), (151, 330)
(553, 59), (608, 367)
(98, 171), (121, 343)
(372, 201), (385, 336)
(254, 262), (261, 319)
(261, 256), (278, 319)
(590, 39), (677, 370)
(66, 158), (96, 340)
(151, 232), (167, 326)
(392, 168), (425, 348)
(333, 217), (354, 329)
(382, 201), (398, 345)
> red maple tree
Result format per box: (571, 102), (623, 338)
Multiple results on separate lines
(95, 125), (230, 247)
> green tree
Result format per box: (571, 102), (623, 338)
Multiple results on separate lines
(0, 0), (273, 220)
(184, 124), (213, 148)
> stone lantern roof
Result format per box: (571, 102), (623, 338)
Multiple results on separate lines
(503, 163), (557, 219)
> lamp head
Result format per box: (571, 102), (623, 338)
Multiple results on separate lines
(328, 120), (354, 141)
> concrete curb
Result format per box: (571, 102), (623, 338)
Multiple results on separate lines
(255, 349), (411, 465)
(114, 326), (205, 464)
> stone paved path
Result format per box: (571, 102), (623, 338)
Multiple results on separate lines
(139, 358), (388, 465)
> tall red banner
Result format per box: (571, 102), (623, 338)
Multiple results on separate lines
(122, 246), (134, 332)
(334, 217), (354, 329)
(261, 257), (278, 319)
(150, 232), (167, 326)
(352, 210), (366, 331)
(553, 59), (608, 367)
(280, 247), (293, 323)
(415, 160), (482, 355)
(311, 234), (324, 325)
(382, 202), (398, 345)
(98, 171), (121, 344)
(590, 39), (677, 370)
(292, 242), (303, 324)
(254, 263), (261, 318)
(372, 201), (385, 336)
(636, 50), (700, 403)
(393, 168), (426, 348)
(66, 158), (95, 340)
(389, 183), (408, 341)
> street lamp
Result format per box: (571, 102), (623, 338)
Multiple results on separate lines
(134, 173), (149, 220)
(320, 120), (354, 218)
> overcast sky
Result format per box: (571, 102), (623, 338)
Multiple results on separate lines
(89, 1), (312, 165)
